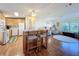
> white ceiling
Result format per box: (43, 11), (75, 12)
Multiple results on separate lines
(0, 3), (79, 19)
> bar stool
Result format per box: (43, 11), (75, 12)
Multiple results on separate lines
(23, 31), (38, 55)
(39, 30), (48, 49)
(37, 30), (48, 52)
(37, 31), (42, 51)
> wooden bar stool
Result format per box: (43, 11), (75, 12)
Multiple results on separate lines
(39, 30), (48, 49)
(23, 31), (38, 55)
(37, 30), (48, 52)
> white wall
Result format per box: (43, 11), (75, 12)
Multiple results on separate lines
(34, 19), (47, 29)
(51, 17), (79, 31)
(25, 16), (79, 33)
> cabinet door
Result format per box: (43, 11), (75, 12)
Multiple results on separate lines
(0, 19), (5, 31)
(18, 23), (24, 35)
(3, 31), (9, 44)
(0, 32), (3, 44)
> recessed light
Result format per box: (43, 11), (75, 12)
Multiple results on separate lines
(14, 12), (19, 16)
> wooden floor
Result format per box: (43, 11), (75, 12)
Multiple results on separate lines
(27, 36), (64, 56)
(0, 35), (79, 56)
(0, 36), (24, 56)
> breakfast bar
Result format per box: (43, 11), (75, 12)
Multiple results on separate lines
(23, 29), (48, 55)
